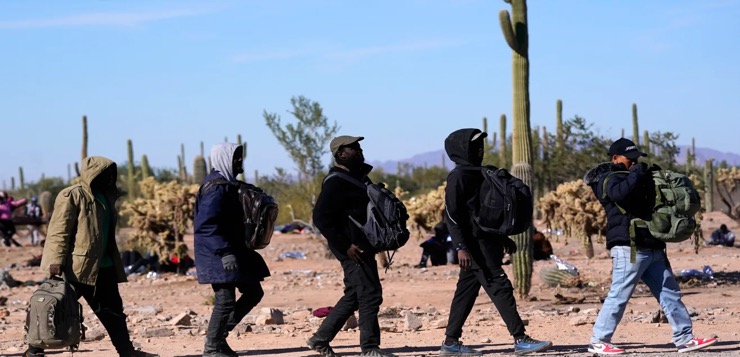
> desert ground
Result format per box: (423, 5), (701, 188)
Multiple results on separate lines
(1, 212), (739, 357)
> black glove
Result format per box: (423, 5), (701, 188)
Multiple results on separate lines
(221, 254), (238, 272)
(502, 237), (518, 255)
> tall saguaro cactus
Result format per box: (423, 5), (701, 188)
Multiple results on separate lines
(642, 130), (650, 156)
(141, 155), (151, 179)
(704, 159), (715, 212)
(127, 139), (136, 199)
(75, 115), (89, 177)
(556, 99), (564, 149)
(632, 103), (639, 145)
(18, 167), (25, 191)
(482, 117), (489, 151)
(499, 114), (508, 168)
(193, 155), (208, 184)
(499, 0), (535, 298)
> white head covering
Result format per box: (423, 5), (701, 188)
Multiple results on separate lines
(210, 143), (242, 182)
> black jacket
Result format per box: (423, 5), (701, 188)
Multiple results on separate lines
(444, 128), (507, 268)
(584, 162), (666, 250)
(313, 164), (377, 262)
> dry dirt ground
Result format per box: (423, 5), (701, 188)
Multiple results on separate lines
(1, 212), (739, 357)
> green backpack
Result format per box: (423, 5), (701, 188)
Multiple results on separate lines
(24, 277), (84, 351)
(602, 168), (701, 243)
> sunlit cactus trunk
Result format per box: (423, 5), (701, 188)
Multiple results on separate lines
(500, 0), (534, 298)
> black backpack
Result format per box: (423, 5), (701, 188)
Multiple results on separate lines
(201, 179), (279, 249)
(456, 166), (533, 236)
(324, 172), (410, 252)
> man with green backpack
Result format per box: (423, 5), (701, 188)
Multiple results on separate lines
(583, 138), (716, 355)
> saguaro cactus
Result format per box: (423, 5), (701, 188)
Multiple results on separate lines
(141, 155), (151, 179)
(704, 159), (715, 212)
(127, 139), (136, 199)
(499, 114), (508, 168)
(75, 115), (88, 177)
(556, 99), (564, 149)
(499, 0), (535, 297)
(642, 130), (650, 156)
(18, 167), (24, 191)
(632, 103), (639, 145)
(193, 155), (208, 184)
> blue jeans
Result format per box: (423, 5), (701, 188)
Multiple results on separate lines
(591, 246), (694, 346)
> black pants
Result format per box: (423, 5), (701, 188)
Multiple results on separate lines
(445, 266), (526, 341)
(0, 219), (21, 247)
(29, 267), (135, 356)
(205, 280), (264, 351)
(314, 256), (383, 352)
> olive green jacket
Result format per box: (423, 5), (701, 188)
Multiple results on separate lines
(41, 156), (127, 285)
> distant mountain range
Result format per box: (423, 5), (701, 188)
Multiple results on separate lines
(370, 145), (740, 174)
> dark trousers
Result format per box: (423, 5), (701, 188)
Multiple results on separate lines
(0, 219), (21, 247)
(445, 266), (526, 340)
(314, 257), (383, 352)
(205, 280), (264, 351)
(29, 267), (135, 356)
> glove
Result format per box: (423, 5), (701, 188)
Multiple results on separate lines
(221, 254), (238, 272)
(502, 237), (518, 255)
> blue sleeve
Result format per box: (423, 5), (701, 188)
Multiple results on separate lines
(603, 168), (646, 203)
(194, 185), (233, 256)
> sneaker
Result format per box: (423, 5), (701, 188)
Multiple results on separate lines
(514, 335), (552, 355)
(359, 349), (397, 357)
(677, 337), (717, 353)
(587, 341), (625, 355)
(23, 350), (44, 357)
(306, 337), (341, 357)
(440, 341), (482, 356)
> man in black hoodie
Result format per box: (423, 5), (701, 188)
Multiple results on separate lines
(583, 138), (716, 355)
(440, 128), (552, 356)
(307, 135), (396, 357)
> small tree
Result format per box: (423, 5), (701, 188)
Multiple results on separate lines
(263, 96), (340, 226)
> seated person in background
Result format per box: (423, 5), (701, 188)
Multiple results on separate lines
(706, 224), (735, 247)
(415, 221), (450, 268)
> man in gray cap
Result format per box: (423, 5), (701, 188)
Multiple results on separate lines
(307, 136), (396, 357)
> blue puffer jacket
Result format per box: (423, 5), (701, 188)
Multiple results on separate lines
(194, 170), (270, 284)
(584, 162), (665, 250)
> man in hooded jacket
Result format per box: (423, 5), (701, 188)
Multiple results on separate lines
(27, 156), (156, 357)
(307, 135), (396, 357)
(440, 128), (551, 356)
(194, 143), (270, 357)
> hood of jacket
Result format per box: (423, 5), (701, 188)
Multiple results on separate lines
(583, 162), (613, 186)
(445, 128), (485, 166)
(210, 143), (242, 182)
(80, 156), (117, 189)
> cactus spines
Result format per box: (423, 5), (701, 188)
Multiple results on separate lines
(499, 114), (508, 168)
(632, 103), (639, 145)
(127, 139), (136, 199)
(18, 167), (24, 191)
(141, 155), (151, 179)
(704, 159), (715, 212)
(500, 0), (534, 298)
(539, 267), (580, 288)
(193, 155), (208, 184)
(556, 99), (564, 149)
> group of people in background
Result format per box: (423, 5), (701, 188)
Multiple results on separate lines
(19, 130), (724, 356)
(0, 192), (42, 247)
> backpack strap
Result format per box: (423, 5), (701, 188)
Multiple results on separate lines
(198, 178), (231, 198)
(323, 171), (367, 190)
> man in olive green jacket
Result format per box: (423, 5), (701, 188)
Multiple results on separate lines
(27, 156), (156, 357)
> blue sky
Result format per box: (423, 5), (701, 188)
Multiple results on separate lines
(1, 0), (739, 187)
